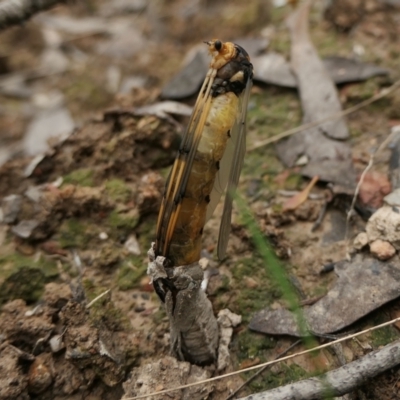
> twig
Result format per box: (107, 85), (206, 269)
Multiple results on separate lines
(0, 0), (64, 30)
(122, 315), (400, 400)
(237, 339), (400, 400)
(248, 80), (400, 152)
(226, 339), (302, 400)
(86, 289), (111, 308)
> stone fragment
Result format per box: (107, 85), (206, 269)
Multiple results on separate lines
(370, 239), (396, 261)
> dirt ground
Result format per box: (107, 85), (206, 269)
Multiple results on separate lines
(1, 0), (400, 399)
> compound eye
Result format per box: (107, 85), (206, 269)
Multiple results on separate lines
(214, 40), (222, 51)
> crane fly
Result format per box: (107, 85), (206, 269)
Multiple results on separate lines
(155, 39), (253, 267)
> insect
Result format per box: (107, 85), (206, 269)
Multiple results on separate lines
(155, 39), (253, 267)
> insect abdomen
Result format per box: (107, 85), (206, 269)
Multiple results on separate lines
(168, 92), (239, 265)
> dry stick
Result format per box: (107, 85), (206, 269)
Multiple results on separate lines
(238, 339), (400, 400)
(123, 316), (400, 400)
(86, 289), (111, 309)
(0, 0), (65, 30)
(344, 129), (398, 254)
(226, 339), (302, 400)
(247, 79), (400, 152)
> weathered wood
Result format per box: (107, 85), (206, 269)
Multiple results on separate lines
(239, 340), (400, 400)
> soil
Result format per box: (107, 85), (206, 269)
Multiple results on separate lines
(1, 0), (400, 399)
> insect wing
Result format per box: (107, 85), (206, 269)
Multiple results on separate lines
(216, 78), (252, 260)
(155, 68), (217, 257)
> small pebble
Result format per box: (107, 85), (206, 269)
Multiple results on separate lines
(99, 232), (108, 240)
(49, 334), (65, 353)
(353, 232), (369, 250)
(370, 239), (396, 261)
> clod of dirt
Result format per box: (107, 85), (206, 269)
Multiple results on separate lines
(60, 298), (137, 387)
(0, 299), (54, 351)
(27, 353), (53, 394)
(366, 205), (400, 250)
(0, 112), (179, 198)
(370, 239), (396, 260)
(250, 254), (400, 336)
(122, 355), (213, 400)
(8, 184), (113, 241)
(0, 343), (29, 400)
(217, 309), (242, 371)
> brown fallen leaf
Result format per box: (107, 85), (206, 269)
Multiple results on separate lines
(358, 171), (391, 208)
(274, 169), (291, 187)
(283, 176), (319, 211)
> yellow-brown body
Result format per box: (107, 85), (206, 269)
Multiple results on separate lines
(155, 40), (253, 268)
(168, 93), (238, 265)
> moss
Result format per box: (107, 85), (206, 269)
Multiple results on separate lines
(235, 330), (309, 394)
(0, 266), (45, 304)
(0, 252), (58, 304)
(244, 90), (300, 181)
(349, 126), (363, 138)
(63, 168), (94, 187)
(230, 255), (276, 323)
(108, 209), (139, 233)
(82, 279), (132, 332)
(242, 360), (309, 394)
(95, 244), (121, 269)
(116, 256), (146, 290)
(370, 325), (398, 347)
(135, 216), (157, 252)
(269, 30), (291, 56)
(248, 91), (301, 140)
(284, 173), (303, 191)
(345, 79), (385, 104)
(312, 30), (351, 57)
(0, 253), (58, 280)
(64, 72), (112, 112)
(105, 179), (131, 203)
(59, 218), (89, 249)
(237, 330), (275, 360)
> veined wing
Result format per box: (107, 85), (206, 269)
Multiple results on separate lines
(216, 78), (253, 260)
(155, 40), (253, 265)
(155, 66), (216, 258)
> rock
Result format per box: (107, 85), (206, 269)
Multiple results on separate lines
(1, 194), (22, 223)
(353, 232), (369, 250)
(384, 188), (400, 207)
(124, 234), (141, 255)
(366, 205), (400, 250)
(28, 354), (53, 394)
(217, 309), (242, 371)
(370, 239), (396, 261)
(11, 219), (39, 239)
